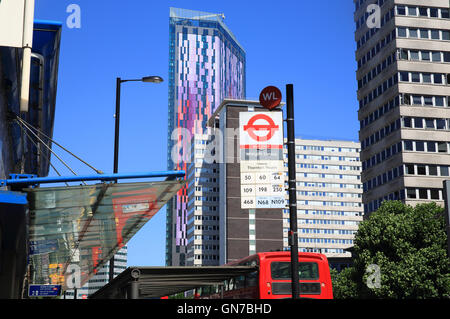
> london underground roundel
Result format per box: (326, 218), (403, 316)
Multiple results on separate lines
(243, 113), (279, 142)
(259, 86), (282, 110)
(239, 112), (283, 150)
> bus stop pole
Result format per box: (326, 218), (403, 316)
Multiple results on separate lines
(286, 84), (300, 299)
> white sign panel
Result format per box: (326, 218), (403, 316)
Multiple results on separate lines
(239, 112), (283, 150)
(239, 111), (285, 209)
(0, 0), (26, 48)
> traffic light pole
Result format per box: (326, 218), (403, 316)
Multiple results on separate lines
(286, 84), (300, 299)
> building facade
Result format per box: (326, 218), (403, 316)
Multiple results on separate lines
(354, 0), (450, 215)
(167, 8), (246, 266)
(289, 139), (363, 258)
(0, 21), (62, 299)
(211, 100), (284, 265)
(185, 134), (220, 266)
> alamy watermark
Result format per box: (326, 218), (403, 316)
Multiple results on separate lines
(366, 264), (381, 289)
(65, 264), (81, 289)
(64, 3), (380, 30)
(366, 4), (381, 29)
(170, 127), (282, 165)
(66, 4), (81, 29)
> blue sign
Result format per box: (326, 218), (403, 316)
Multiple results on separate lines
(28, 285), (61, 297)
(29, 239), (59, 255)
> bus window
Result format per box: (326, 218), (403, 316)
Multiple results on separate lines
(240, 258), (259, 287)
(235, 275), (245, 290)
(271, 262), (319, 280)
(246, 271), (258, 287)
(225, 278), (235, 291)
(213, 285), (220, 294)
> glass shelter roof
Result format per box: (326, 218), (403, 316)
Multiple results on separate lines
(23, 180), (184, 291)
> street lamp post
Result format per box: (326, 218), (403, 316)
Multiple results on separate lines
(113, 76), (164, 175)
(109, 75), (164, 283)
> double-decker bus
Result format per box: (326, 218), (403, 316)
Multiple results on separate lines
(195, 251), (333, 299)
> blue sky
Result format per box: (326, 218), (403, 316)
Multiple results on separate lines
(34, 0), (358, 266)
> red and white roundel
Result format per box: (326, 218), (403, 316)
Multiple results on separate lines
(240, 112), (283, 149)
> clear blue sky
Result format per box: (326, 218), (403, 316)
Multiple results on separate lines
(34, 0), (358, 266)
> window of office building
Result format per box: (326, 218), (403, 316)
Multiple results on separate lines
(417, 165), (426, 175)
(407, 188), (416, 199)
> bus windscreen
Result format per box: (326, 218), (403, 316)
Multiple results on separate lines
(270, 262), (319, 280)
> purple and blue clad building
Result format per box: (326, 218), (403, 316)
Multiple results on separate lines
(166, 8), (246, 266)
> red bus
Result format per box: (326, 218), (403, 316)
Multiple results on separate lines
(195, 251), (333, 299)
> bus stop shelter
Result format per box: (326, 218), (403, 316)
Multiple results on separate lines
(89, 265), (258, 299)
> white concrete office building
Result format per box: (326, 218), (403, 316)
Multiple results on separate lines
(355, 0), (450, 214)
(185, 134), (220, 266)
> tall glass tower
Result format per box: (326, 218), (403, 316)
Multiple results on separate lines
(167, 8), (246, 265)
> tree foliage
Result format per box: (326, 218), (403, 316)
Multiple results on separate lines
(332, 201), (450, 299)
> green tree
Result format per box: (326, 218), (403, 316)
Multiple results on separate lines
(331, 201), (450, 299)
(330, 267), (358, 299)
